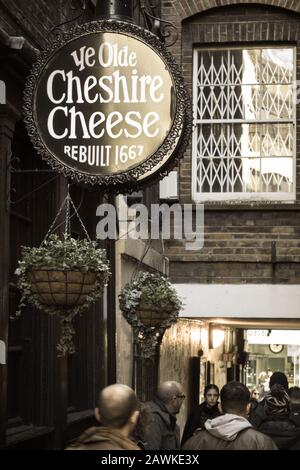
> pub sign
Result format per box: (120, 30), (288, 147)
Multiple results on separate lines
(24, 21), (191, 191)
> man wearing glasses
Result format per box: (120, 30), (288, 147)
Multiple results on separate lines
(142, 381), (185, 450)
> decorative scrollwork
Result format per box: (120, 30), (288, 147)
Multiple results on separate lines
(139, 0), (178, 47)
(69, 0), (89, 11)
(23, 20), (191, 194)
(47, 0), (89, 41)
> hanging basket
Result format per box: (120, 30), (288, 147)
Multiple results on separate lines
(119, 272), (182, 359)
(135, 303), (177, 327)
(15, 235), (110, 318)
(119, 272), (182, 330)
(13, 191), (111, 356)
(28, 268), (98, 307)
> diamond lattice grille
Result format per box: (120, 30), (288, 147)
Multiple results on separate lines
(194, 48), (295, 198)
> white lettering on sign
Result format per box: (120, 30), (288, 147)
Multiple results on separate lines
(47, 70), (164, 105)
(34, 31), (175, 176)
(48, 108), (159, 140)
(70, 42), (137, 71)
(46, 42), (164, 144)
(63, 144), (144, 167)
(247, 330), (269, 338)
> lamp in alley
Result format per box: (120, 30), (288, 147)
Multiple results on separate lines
(209, 326), (225, 349)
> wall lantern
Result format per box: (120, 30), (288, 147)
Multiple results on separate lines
(209, 325), (225, 349)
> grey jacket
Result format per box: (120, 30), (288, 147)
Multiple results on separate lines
(143, 398), (180, 450)
(182, 413), (277, 450)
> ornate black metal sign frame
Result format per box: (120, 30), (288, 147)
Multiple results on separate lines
(23, 20), (192, 192)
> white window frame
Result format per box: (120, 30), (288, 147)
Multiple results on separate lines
(192, 46), (297, 203)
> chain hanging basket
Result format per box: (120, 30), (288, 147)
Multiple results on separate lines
(13, 190), (110, 356)
(119, 272), (182, 358)
(134, 303), (177, 328)
(28, 268), (98, 307)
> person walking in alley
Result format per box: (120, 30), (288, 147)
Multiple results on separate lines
(65, 384), (141, 450)
(251, 372), (289, 428)
(181, 384), (221, 446)
(142, 381), (185, 450)
(182, 381), (277, 450)
(257, 384), (300, 450)
(248, 387), (260, 422)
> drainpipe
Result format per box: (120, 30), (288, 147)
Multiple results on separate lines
(95, 0), (134, 22)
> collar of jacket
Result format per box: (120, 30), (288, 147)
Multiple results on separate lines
(70, 426), (140, 450)
(153, 397), (177, 430)
(201, 402), (220, 415)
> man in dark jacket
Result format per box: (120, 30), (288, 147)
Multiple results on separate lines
(182, 381), (277, 450)
(65, 384), (141, 450)
(142, 381), (185, 450)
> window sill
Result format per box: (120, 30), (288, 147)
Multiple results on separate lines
(67, 409), (95, 425)
(203, 201), (300, 211)
(6, 424), (54, 447)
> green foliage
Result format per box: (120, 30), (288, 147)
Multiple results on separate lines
(15, 234), (110, 273)
(119, 272), (182, 326)
(14, 234), (111, 355)
(119, 272), (182, 358)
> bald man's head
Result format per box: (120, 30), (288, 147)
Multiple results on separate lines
(157, 381), (183, 403)
(157, 381), (185, 415)
(97, 384), (139, 429)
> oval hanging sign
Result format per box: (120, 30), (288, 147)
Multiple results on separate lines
(24, 21), (191, 190)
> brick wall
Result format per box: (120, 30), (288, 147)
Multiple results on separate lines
(0, 0), (95, 48)
(183, 6), (300, 203)
(161, 1), (300, 285)
(163, 3), (300, 202)
(167, 209), (300, 283)
(0, 0), (60, 47)
(161, 0), (300, 79)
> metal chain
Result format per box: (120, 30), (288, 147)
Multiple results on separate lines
(69, 194), (91, 241)
(40, 186), (90, 245)
(64, 193), (71, 238)
(41, 194), (69, 246)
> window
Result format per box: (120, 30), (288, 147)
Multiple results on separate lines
(0, 79), (6, 104)
(193, 47), (295, 201)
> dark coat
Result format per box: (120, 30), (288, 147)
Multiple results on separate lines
(248, 399), (259, 423)
(181, 402), (221, 447)
(142, 398), (180, 450)
(65, 426), (141, 451)
(249, 399), (266, 428)
(182, 414), (277, 451)
(257, 414), (300, 450)
(290, 404), (300, 428)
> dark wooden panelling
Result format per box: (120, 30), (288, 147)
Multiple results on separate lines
(4, 121), (111, 448)
(0, 110), (16, 449)
(188, 357), (200, 414)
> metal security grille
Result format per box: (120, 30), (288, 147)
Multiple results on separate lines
(193, 47), (295, 201)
